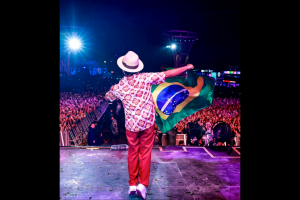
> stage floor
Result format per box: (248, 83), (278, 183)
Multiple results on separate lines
(60, 146), (240, 200)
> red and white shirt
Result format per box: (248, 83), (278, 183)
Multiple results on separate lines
(105, 72), (165, 132)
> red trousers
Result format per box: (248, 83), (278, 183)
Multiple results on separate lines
(126, 124), (155, 188)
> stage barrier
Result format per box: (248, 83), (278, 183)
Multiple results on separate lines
(60, 101), (109, 146)
(162, 134), (168, 146)
(175, 134), (187, 146)
(235, 134), (240, 146)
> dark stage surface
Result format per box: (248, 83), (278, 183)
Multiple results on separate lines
(60, 146), (240, 200)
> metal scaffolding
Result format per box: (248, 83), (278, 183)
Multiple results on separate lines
(162, 30), (198, 69)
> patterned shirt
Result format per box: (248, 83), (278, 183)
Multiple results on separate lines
(105, 72), (165, 132)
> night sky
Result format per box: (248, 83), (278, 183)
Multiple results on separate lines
(60, 0), (240, 73)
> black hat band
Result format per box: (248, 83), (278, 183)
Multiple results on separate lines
(122, 61), (139, 69)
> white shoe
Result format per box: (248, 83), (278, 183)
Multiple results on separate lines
(136, 184), (147, 199)
(128, 185), (137, 195)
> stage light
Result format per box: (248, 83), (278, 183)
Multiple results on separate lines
(171, 44), (176, 49)
(68, 37), (81, 50)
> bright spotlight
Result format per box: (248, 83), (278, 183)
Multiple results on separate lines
(68, 38), (81, 50)
(171, 44), (176, 49)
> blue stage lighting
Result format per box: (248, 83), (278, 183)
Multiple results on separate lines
(171, 44), (176, 49)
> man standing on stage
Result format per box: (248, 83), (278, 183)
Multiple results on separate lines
(111, 116), (118, 143)
(105, 51), (194, 199)
(116, 101), (122, 115)
(87, 122), (96, 146)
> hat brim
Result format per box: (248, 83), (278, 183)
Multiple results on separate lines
(117, 56), (144, 73)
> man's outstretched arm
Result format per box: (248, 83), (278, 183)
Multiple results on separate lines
(164, 64), (194, 78)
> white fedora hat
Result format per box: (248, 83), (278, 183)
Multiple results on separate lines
(117, 51), (144, 73)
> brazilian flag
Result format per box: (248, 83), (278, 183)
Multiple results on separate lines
(151, 70), (215, 133)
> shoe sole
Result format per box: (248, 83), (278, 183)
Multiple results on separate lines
(128, 191), (136, 195)
(136, 189), (146, 200)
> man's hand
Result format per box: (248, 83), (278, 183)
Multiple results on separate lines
(186, 64), (194, 70)
(164, 64), (195, 78)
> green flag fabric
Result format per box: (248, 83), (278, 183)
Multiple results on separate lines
(151, 70), (215, 133)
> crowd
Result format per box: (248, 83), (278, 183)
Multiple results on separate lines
(60, 81), (241, 147)
(172, 96), (241, 146)
(59, 91), (105, 131)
